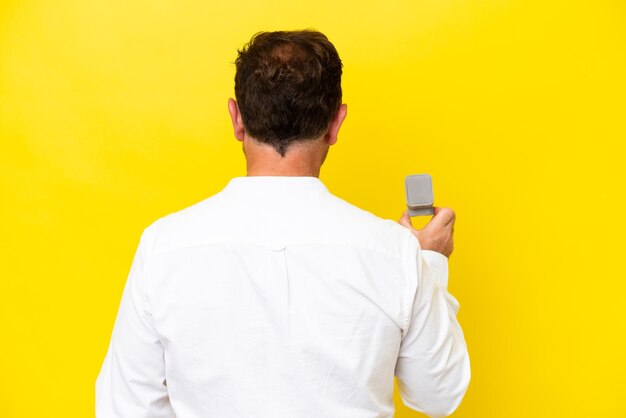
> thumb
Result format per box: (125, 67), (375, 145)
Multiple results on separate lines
(398, 210), (414, 230)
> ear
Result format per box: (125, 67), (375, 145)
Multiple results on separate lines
(228, 98), (246, 142)
(325, 103), (347, 146)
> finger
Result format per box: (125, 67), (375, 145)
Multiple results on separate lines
(398, 210), (414, 229)
(430, 207), (455, 227)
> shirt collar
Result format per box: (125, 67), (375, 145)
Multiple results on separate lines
(221, 175), (330, 196)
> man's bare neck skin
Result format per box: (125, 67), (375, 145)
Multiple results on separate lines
(227, 99), (347, 177)
(243, 136), (330, 178)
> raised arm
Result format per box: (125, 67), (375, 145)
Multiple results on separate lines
(395, 209), (471, 417)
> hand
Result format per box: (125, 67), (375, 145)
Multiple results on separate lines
(398, 207), (456, 258)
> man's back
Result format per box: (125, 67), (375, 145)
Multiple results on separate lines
(96, 176), (470, 417)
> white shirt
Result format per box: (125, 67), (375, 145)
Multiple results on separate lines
(95, 175), (470, 418)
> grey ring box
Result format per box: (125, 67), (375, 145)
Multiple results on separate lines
(405, 174), (434, 216)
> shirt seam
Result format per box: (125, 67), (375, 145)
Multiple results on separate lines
(146, 240), (405, 261)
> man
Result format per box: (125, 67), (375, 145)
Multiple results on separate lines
(96, 29), (470, 417)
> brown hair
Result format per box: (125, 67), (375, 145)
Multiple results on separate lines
(234, 30), (343, 157)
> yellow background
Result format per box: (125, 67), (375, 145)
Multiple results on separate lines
(1, 0), (624, 416)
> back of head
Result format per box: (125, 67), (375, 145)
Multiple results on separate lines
(234, 30), (343, 157)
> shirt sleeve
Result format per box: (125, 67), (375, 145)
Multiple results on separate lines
(395, 234), (471, 418)
(95, 229), (175, 418)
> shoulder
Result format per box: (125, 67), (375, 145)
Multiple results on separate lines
(319, 192), (415, 259)
(138, 191), (227, 256)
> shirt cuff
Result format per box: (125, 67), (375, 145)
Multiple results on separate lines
(421, 250), (449, 289)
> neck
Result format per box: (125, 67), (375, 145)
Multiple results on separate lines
(243, 136), (329, 177)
